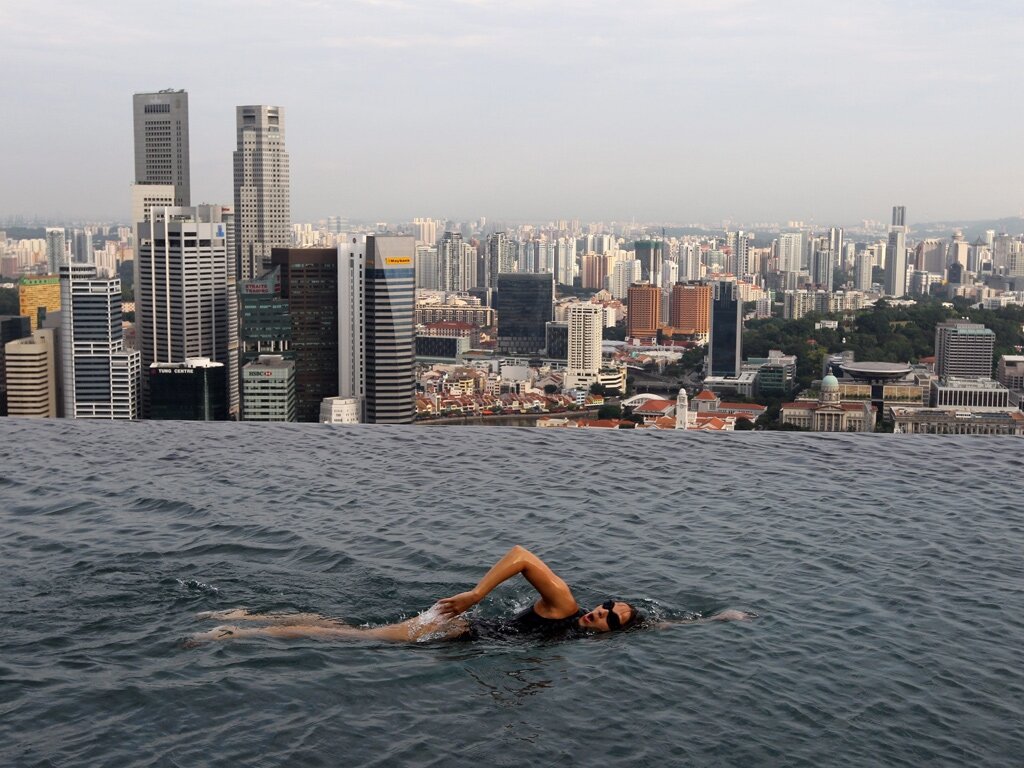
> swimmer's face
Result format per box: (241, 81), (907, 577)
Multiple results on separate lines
(579, 600), (633, 633)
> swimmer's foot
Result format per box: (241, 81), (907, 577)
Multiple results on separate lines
(196, 608), (250, 621)
(187, 624), (242, 644)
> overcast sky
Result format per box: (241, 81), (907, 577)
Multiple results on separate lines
(2, 0), (1022, 225)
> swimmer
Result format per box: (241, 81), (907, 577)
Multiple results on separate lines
(190, 545), (753, 644)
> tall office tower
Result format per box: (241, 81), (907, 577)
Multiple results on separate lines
(415, 245), (439, 289)
(545, 321), (569, 360)
(234, 105), (291, 280)
(828, 228), (844, 267)
(271, 247), (338, 423)
(813, 248), (834, 290)
(580, 253), (606, 290)
(5, 328), (58, 417)
(776, 232), (804, 275)
(242, 355), (296, 421)
(59, 264), (139, 419)
(610, 259), (642, 300)
(133, 89), (190, 207)
(992, 233), (1014, 272)
(892, 206), (906, 228)
(0, 316), (32, 416)
(486, 232), (515, 284)
(19, 275), (61, 331)
(626, 282), (660, 339)
(439, 231), (469, 292)
(149, 358), (227, 420)
(136, 206), (232, 416)
(660, 260), (679, 289)
(708, 281), (742, 377)
(592, 234), (613, 254)
(535, 239), (555, 273)
(338, 235), (366, 418)
(634, 240), (664, 284)
(45, 228), (66, 273)
(679, 242), (702, 281)
(564, 304), (603, 391)
(238, 266), (291, 367)
(885, 228), (907, 297)
(853, 252), (874, 291)
(726, 231), (751, 276)
(413, 218), (438, 246)
(948, 233), (969, 272)
(130, 184), (175, 239)
(968, 237), (987, 273)
(934, 320), (995, 379)
(496, 273), (554, 355)
(669, 283), (712, 340)
(554, 237), (576, 287)
(920, 239), (947, 274)
(364, 235), (416, 424)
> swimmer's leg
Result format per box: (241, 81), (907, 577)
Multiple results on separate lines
(189, 624), (365, 643)
(196, 608), (346, 627)
(189, 610), (471, 644)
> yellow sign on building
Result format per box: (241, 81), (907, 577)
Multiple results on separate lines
(19, 275), (61, 331)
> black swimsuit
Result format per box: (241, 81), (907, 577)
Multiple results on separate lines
(466, 605), (586, 641)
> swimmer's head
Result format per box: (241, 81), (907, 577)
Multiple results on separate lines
(579, 600), (643, 633)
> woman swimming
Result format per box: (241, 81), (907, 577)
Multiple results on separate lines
(191, 545), (752, 643)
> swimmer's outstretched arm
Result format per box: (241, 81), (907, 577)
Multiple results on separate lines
(437, 545), (578, 619)
(655, 609), (757, 628)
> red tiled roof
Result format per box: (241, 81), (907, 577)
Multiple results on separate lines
(694, 390), (718, 400)
(720, 402), (766, 412)
(634, 399), (674, 413)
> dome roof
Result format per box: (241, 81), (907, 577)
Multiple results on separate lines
(822, 374), (839, 390)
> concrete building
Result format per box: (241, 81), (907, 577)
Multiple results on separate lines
(18, 275), (61, 331)
(242, 354), (296, 421)
(934, 320), (995, 379)
(149, 358), (227, 420)
(4, 328), (58, 417)
(364, 235), (416, 423)
(136, 206), (233, 416)
(564, 304), (603, 391)
(0, 315), (32, 416)
(634, 240), (664, 285)
(59, 264), (139, 419)
(626, 282), (660, 340)
(45, 228), (66, 273)
(610, 259), (642, 300)
(780, 374), (876, 432)
(133, 89), (190, 207)
(996, 355), (1024, 390)
(234, 105), (291, 280)
(931, 377), (1010, 409)
(885, 207), (908, 297)
(239, 266), (291, 366)
(669, 282), (711, 341)
(890, 406), (1024, 435)
(320, 396), (360, 424)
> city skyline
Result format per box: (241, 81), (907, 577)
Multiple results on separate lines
(2, 1), (1022, 223)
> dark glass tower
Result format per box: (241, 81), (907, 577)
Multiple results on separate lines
(271, 247), (338, 422)
(634, 239), (664, 283)
(496, 273), (553, 355)
(708, 281), (742, 377)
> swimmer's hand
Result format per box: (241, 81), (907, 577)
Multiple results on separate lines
(437, 590), (481, 618)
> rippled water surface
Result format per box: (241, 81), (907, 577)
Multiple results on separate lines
(1, 420), (1022, 767)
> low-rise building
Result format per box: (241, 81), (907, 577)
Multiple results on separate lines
(320, 396), (360, 424)
(931, 377), (1010, 410)
(890, 406), (1024, 435)
(780, 374), (876, 432)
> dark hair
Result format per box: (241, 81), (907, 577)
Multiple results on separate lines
(616, 602), (644, 632)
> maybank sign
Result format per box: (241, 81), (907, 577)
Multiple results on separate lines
(384, 257), (412, 266)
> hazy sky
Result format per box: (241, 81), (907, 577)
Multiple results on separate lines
(2, 0), (1022, 225)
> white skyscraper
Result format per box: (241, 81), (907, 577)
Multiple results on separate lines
(611, 259), (642, 300)
(234, 105), (291, 280)
(564, 304), (603, 391)
(136, 206), (232, 415)
(133, 89), (190, 207)
(338, 234), (367, 420)
(59, 263), (139, 419)
(4, 328), (58, 417)
(777, 232), (804, 274)
(727, 231), (751, 276)
(885, 207), (908, 297)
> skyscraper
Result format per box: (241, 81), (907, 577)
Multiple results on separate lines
(4, 328), (58, 417)
(935, 320), (995, 379)
(727, 231), (751, 276)
(496, 273), (553, 355)
(59, 263), (139, 419)
(136, 206), (232, 415)
(634, 239), (664, 285)
(18, 275), (61, 331)
(242, 355), (296, 422)
(708, 281), (742, 377)
(0, 315), (32, 416)
(439, 231), (473, 292)
(271, 247), (338, 423)
(234, 105), (291, 280)
(149, 359), (227, 420)
(777, 232), (804, 275)
(364, 235), (416, 424)
(133, 89), (190, 207)
(338, 235), (367, 417)
(486, 232), (515, 286)
(627, 282), (660, 340)
(669, 282), (711, 341)
(239, 266), (291, 367)
(885, 205), (908, 297)
(45, 228), (66, 273)
(564, 304), (603, 391)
